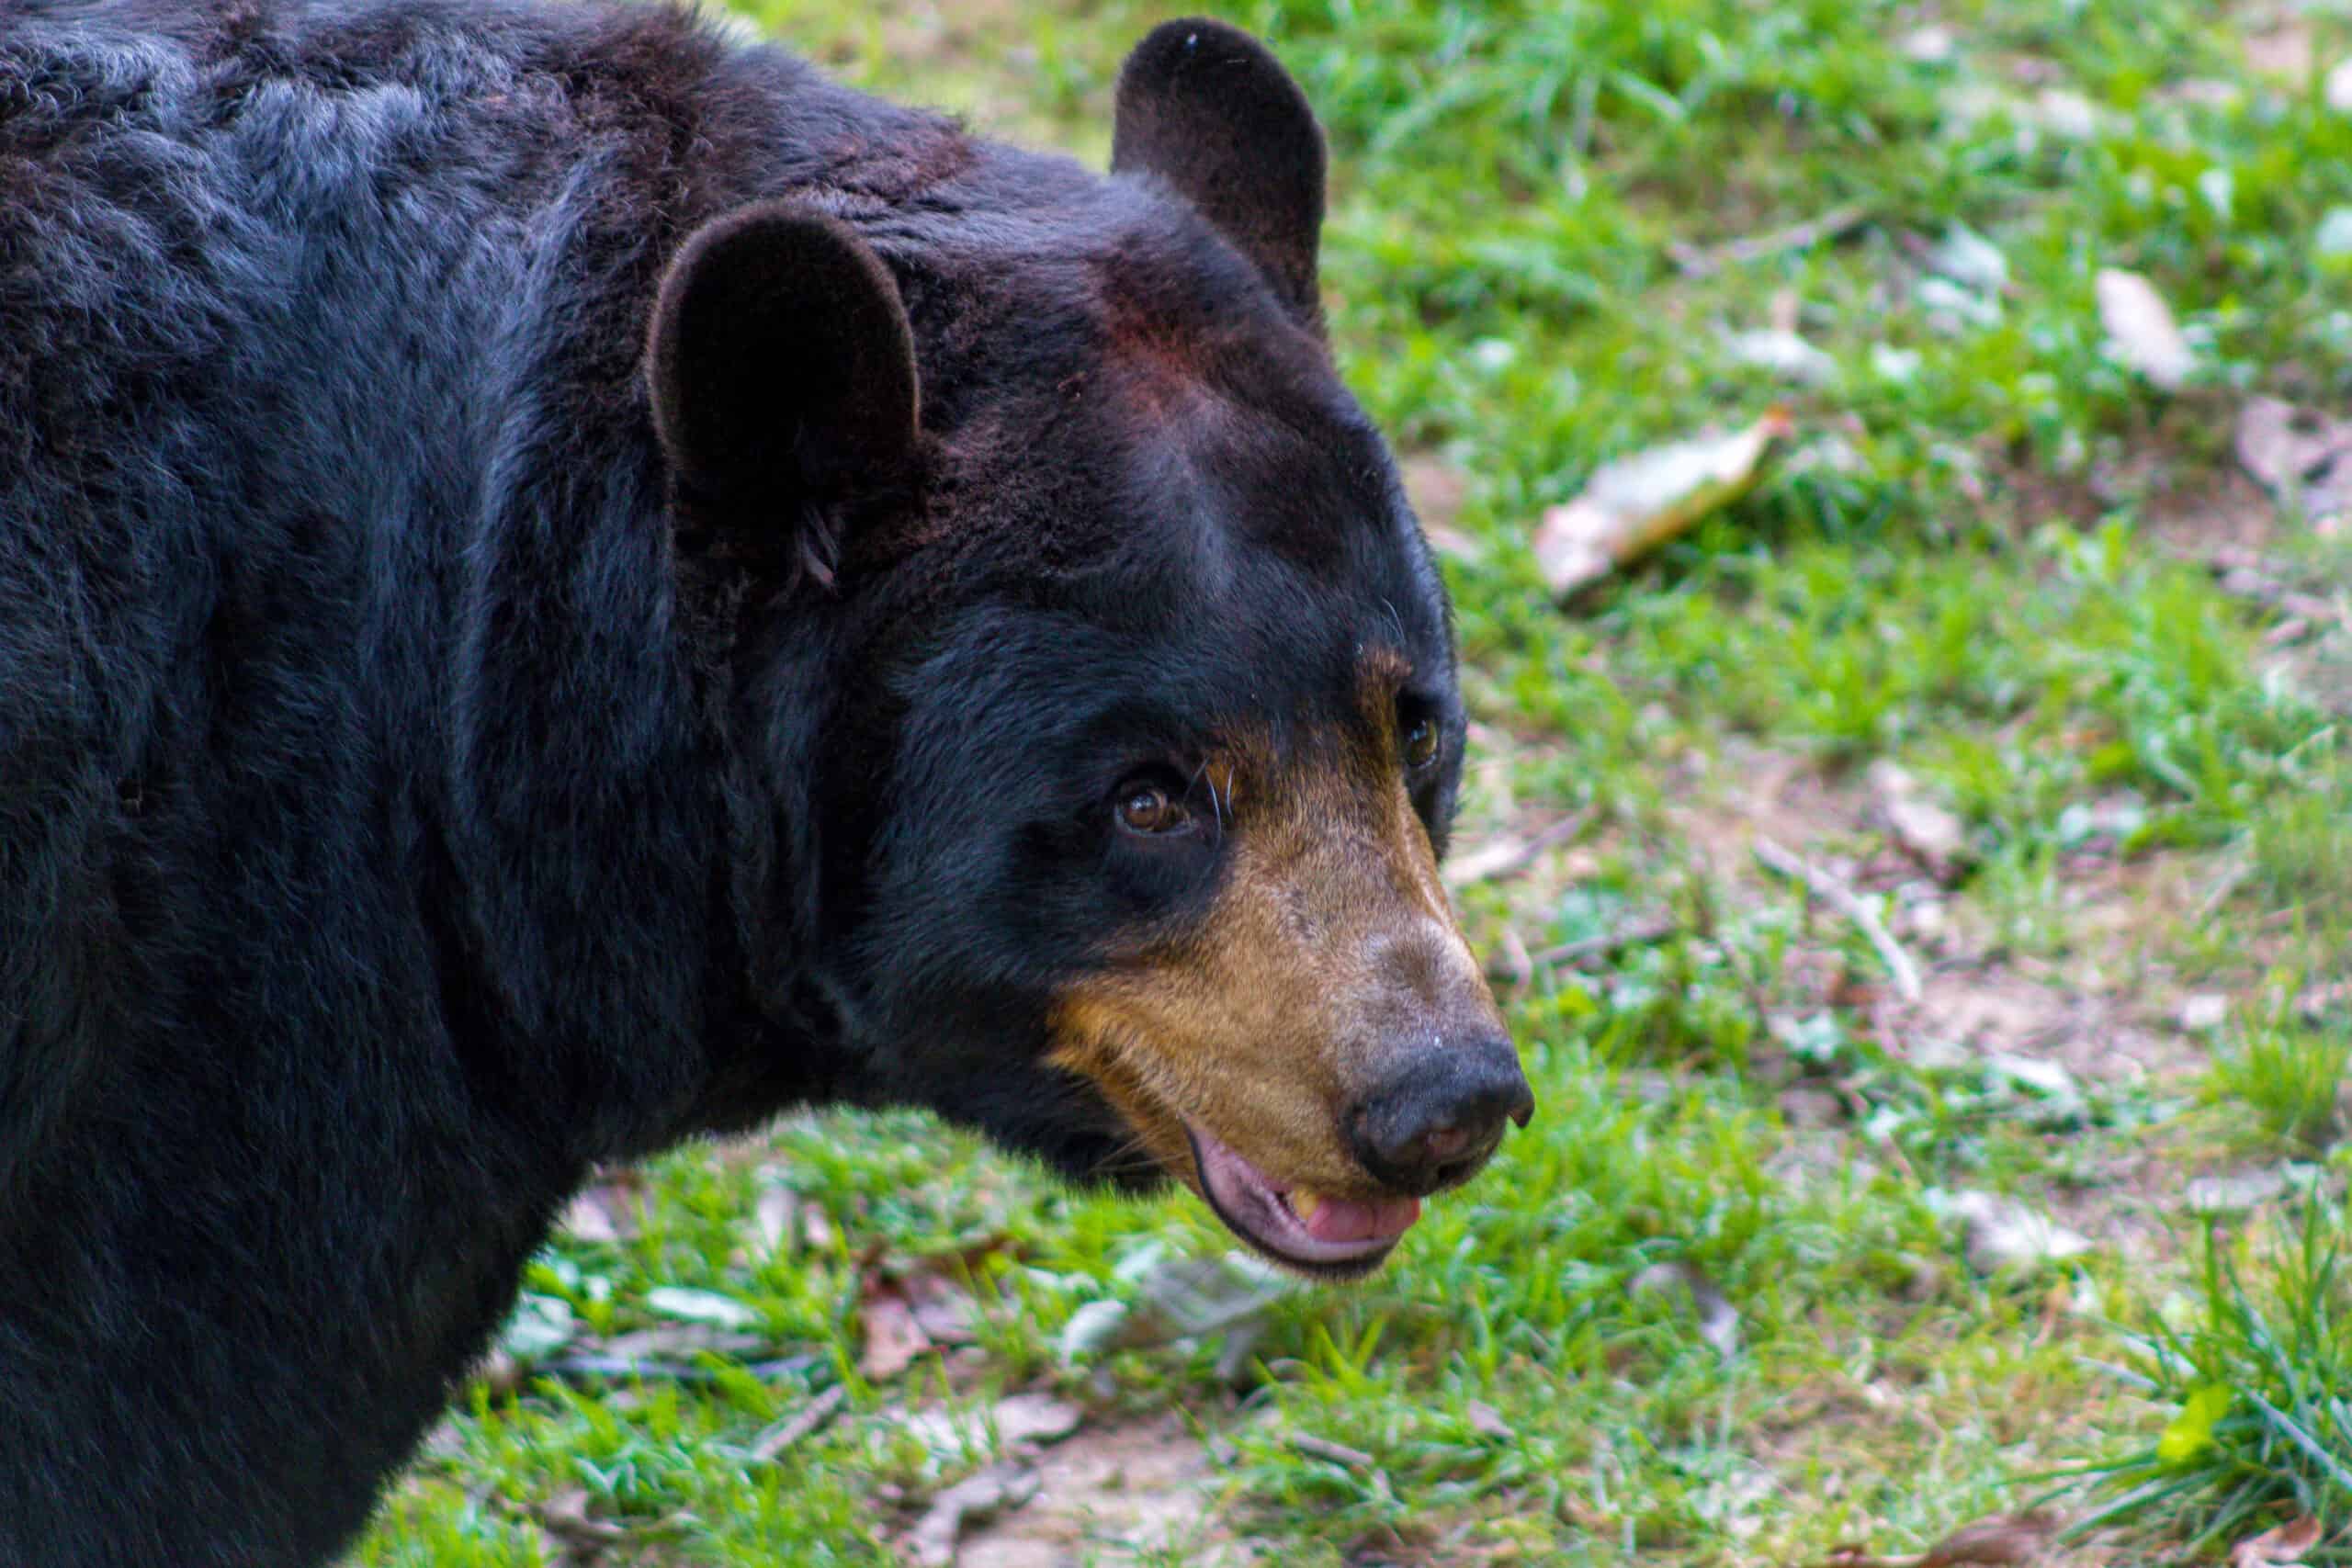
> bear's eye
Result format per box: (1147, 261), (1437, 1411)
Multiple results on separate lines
(1115, 781), (1192, 836)
(1403, 713), (1441, 771)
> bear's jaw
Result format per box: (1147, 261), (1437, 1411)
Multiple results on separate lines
(1186, 1125), (1419, 1279)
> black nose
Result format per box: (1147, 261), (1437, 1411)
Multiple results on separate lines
(1347, 1036), (1534, 1195)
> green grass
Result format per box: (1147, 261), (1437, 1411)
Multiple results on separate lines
(357, 0), (2352, 1562)
(2067, 1194), (2352, 1563)
(2213, 987), (2352, 1155)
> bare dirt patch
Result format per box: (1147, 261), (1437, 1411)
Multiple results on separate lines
(954, 1414), (1250, 1568)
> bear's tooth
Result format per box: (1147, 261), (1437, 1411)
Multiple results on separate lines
(1290, 1191), (1322, 1225)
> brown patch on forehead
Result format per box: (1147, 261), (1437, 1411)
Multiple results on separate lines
(1046, 719), (1497, 1196)
(1353, 645), (1412, 729)
(1091, 257), (1235, 420)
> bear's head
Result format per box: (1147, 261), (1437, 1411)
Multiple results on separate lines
(647, 19), (1532, 1278)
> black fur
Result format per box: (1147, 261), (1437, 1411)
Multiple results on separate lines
(1114, 17), (1329, 328)
(0, 3), (1462, 1563)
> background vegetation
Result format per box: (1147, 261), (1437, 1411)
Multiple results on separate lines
(361, 1), (2352, 1561)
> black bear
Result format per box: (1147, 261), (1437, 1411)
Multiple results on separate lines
(0, 2), (1533, 1562)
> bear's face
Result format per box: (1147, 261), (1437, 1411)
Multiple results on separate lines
(854, 382), (1529, 1278)
(650, 20), (1532, 1277)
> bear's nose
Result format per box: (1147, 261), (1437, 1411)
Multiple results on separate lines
(1345, 1034), (1534, 1196)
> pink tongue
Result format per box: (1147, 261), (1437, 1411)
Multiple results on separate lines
(1300, 1194), (1422, 1245)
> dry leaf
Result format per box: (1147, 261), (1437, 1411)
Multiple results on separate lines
(1931, 226), (2010, 295)
(1826, 1510), (2063, 1568)
(1922, 1508), (2063, 1566)
(1888, 795), (1966, 870)
(1533, 411), (1793, 596)
(594, 1323), (766, 1361)
(643, 1286), (758, 1331)
(2247, 26), (2313, 80)
(2235, 398), (2352, 528)
(499, 1293), (577, 1361)
(1947, 1191), (2092, 1274)
(2232, 1516), (2324, 1568)
(1466, 1400), (1514, 1441)
(992, 1393), (1083, 1449)
(1056, 1299), (1132, 1363)
(534, 1488), (630, 1547)
(754, 1186), (797, 1258)
(2096, 269), (2195, 391)
(904, 1461), (1039, 1566)
(560, 1190), (622, 1245)
(1628, 1259), (1741, 1357)
(889, 1392), (1080, 1464)
(859, 1291), (936, 1382)
(1725, 328), (1838, 387)
(560, 1172), (644, 1245)
(2180, 993), (2230, 1032)
(1871, 761), (1970, 880)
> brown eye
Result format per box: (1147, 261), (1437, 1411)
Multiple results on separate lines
(1404, 715), (1441, 770)
(1116, 782), (1189, 835)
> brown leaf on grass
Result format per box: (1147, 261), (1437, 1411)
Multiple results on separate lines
(1628, 1260), (1740, 1358)
(1825, 1509), (2062, 1568)
(1870, 761), (1971, 882)
(2236, 398), (2352, 529)
(1465, 1400), (1514, 1442)
(753, 1185), (797, 1258)
(899, 1269), (978, 1347)
(2246, 26), (2312, 80)
(992, 1392), (1084, 1449)
(859, 1289), (937, 1382)
(560, 1174), (644, 1245)
(1532, 410), (1794, 596)
(559, 1190), (622, 1245)
(533, 1488), (631, 1547)
(1949, 1190), (2092, 1274)
(2096, 268), (2195, 391)
(1923, 1509), (2063, 1565)
(2232, 1516), (2324, 1568)
(594, 1323), (767, 1361)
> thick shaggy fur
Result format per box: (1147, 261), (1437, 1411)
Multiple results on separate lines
(0, 3), (1471, 1562)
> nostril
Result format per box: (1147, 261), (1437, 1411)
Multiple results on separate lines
(1348, 1041), (1534, 1191)
(1419, 1123), (1472, 1164)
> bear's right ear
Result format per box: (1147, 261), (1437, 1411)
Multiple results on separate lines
(647, 204), (920, 552)
(1112, 18), (1327, 329)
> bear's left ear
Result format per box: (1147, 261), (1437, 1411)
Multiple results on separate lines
(1111, 18), (1327, 330)
(647, 203), (920, 555)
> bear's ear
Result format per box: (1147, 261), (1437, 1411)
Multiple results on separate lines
(1111, 17), (1327, 329)
(647, 203), (920, 535)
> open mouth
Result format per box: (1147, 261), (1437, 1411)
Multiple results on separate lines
(1185, 1125), (1420, 1277)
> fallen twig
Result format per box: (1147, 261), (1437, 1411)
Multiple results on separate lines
(1526, 915), (1679, 970)
(1753, 837), (1922, 1003)
(537, 1350), (819, 1385)
(1442, 808), (1596, 888)
(1668, 203), (1870, 277)
(1287, 1432), (1378, 1470)
(748, 1383), (847, 1462)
